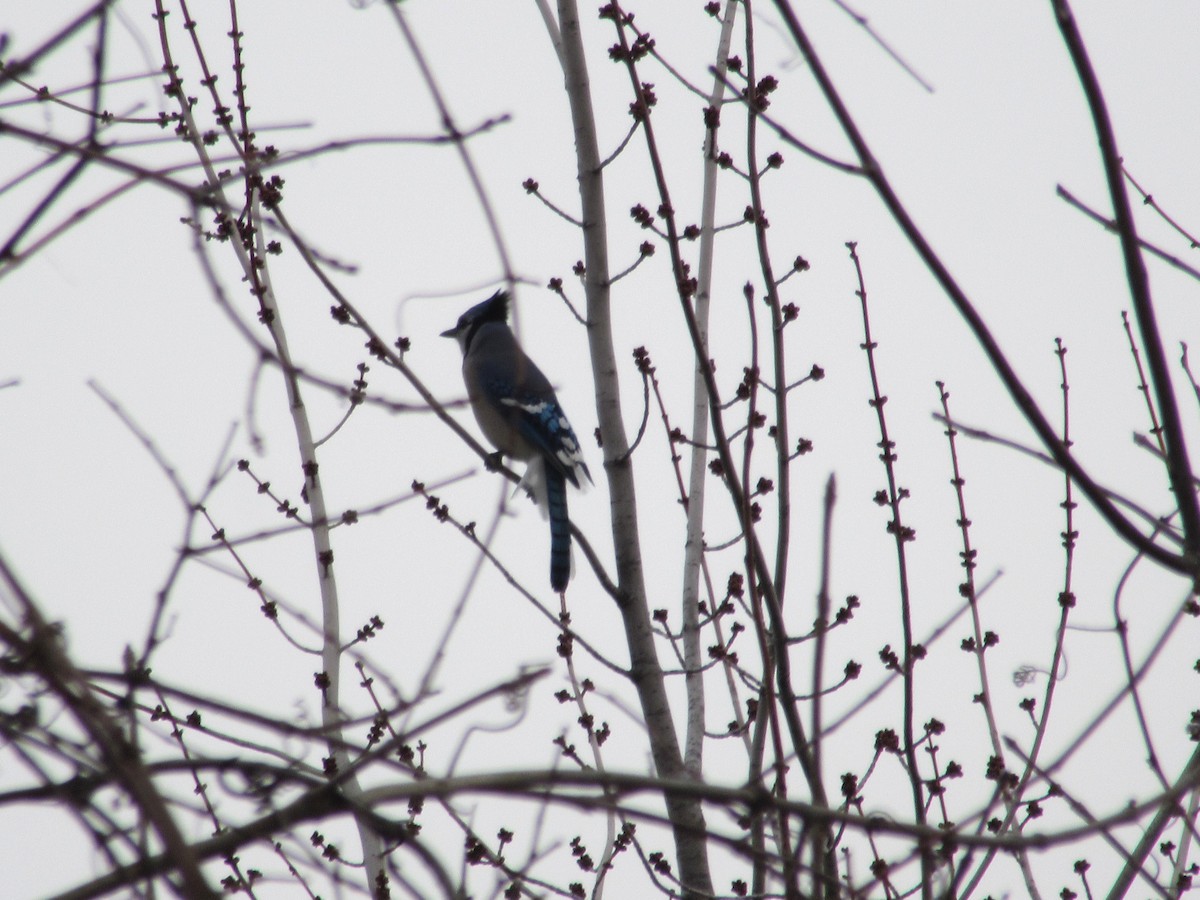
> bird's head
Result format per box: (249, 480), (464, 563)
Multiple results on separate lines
(440, 290), (510, 354)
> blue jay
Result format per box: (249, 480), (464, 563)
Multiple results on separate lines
(441, 290), (592, 592)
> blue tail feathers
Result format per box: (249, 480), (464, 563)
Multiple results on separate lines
(546, 467), (571, 592)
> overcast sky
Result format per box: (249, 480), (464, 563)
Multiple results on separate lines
(2, 1), (1199, 896)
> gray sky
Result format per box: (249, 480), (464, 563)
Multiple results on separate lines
(2, 1), (1198, 895)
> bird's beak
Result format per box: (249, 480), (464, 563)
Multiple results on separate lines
(439, 327), (458, 339)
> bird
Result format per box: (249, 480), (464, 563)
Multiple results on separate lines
(441, 290), (592, 592)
